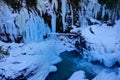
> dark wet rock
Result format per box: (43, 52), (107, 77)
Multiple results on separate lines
(89, 27), (95, 34)
(21, 53), (27, 55)
(14, 74), (27, 80)
(107, 21), (115, 26)
(12, 62), (21, 64)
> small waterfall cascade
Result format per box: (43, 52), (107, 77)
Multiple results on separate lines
(0, 0), (120, 43)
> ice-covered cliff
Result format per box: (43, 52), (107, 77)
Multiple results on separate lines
(0, 0), (120, 43)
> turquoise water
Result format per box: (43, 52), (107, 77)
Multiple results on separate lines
(46, 50), (94, 80)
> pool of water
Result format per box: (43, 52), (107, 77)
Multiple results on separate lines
(46, 50), (95, 80)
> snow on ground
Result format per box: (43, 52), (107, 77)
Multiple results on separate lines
(0, 38), (75, 80)
(92, 69), (120, 80)
(81, 20), (120, 67)
(68, 70), (88, 80)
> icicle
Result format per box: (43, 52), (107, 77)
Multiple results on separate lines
(86, 0), (101, 18)
(86, 2), (94, 17)
(93, 3), (100, 18)
(102, 4), (106, 19)
(37, 0), (46, 14)
(61, 0), (67, 31)
(24, 14), (50, 43)
(0, 1), (20, 42)
(70, 4), (73, 27)
(52, 0), (58, 11)
(51, 13), (56, 33)
(17, 8), (29, 35)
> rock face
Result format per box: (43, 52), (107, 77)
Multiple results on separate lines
(0, 0), (120, 43)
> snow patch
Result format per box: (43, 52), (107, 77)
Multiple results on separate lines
(93, 69), (120, 80)
(68, 70), (88, 80)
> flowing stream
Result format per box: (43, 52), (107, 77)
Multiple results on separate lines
(46, 50), (95, 80)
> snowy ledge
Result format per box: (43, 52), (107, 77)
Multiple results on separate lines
(81, 20), (120, 67)
(0, 38), (75, 80)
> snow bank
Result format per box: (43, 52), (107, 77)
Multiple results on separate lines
(81, 20), (120, 67)
(93, 69), (120, 80)
(68, 70), (88, 80)
(0, 38), (75, 80)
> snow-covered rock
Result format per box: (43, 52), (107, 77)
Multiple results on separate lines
(81, 20), (120, 67)
(68, 70), (88, 80)
(93, 69), (120, 80)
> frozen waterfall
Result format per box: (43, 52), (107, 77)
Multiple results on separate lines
(0, 0), (120, 43)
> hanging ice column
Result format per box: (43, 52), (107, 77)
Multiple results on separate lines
(78, 0), (101, 28)
(79, 2), (88, 28)
(51, 0), (58, 33)
(51, 13), (56, 33)
(25, 11), (50, 43)
(17, 7), (50, 43)
(0, 1), (19, 42)
(44, 0), (57, 33)
(70, 4), (74, 27)
(62, 0), (67, 31)
(17, 8), (29, 35)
